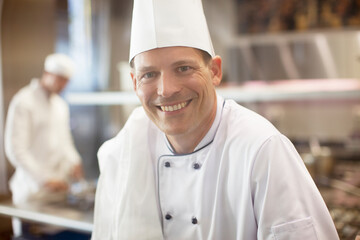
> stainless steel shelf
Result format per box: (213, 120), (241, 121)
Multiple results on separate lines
(66, 91), (140, 105)
(216, 79), (360, 102)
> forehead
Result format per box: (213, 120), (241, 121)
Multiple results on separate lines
(133, 47), (204, 69)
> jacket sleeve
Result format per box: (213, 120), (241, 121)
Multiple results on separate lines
(59, 102), (81, 166)
(250, 134), (339, 240)
(5, 100), (50, 183)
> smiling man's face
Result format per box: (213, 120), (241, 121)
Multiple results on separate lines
(131, 47), (222, 148)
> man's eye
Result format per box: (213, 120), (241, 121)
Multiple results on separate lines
(143, 72), (156, 79)
(178, 66), (191, 72)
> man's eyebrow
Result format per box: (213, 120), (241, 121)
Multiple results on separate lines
(171, 59), (198, 67)
(136, 59), (199, 73)
(136, 66), (156, 73)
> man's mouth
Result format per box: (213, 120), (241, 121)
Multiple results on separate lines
(159, 100), (190, 112)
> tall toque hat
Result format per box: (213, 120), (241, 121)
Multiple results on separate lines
(129, 0), (215, 62)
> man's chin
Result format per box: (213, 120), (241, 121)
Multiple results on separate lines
(161, 125), (189, 137)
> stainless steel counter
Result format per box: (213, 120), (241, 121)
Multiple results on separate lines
(318, 160), (360, 240)
(0, 199), (93, 233)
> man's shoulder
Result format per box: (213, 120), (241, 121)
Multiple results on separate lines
(126, 106), (149, 124)
(98, 107), (151, 151)
(220, 100), (280, 145)
(97, 106), (153, 170)
(223, 100), (277, 130)
(105, 105), (148, 133)
(10, 84), (35, 107)
(213, 100), (284, 166)
(51, 94), (68, 109)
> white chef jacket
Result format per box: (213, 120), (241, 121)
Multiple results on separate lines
(92, 95), (339, 240)
(5, 79), (81, 205)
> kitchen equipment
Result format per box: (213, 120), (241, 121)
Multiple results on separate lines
(67, 179), (96, 211)
(301, 138), (335, 185)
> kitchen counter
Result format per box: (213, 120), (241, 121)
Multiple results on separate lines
(318, 160), (360, 240)
(0, 160), (358, 238)
(0, 199), (93, 233)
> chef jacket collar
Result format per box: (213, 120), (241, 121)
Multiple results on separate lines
(164, 94), (225, 154)
(30, 78), (40, 89)
(30, 78), (48, 100)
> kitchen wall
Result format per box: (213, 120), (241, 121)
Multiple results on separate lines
(1, 0), (57, 195)
(0, 0), (6, 195)
(2, 0), (57, 113)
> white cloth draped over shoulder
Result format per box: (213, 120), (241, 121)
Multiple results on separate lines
(92, 108), (163, 240)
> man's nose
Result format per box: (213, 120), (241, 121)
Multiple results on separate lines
(157, 73), (181, 97)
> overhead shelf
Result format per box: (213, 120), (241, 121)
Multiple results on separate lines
(66, 91), (140, 105)
(217, 78), (360, 102)
(66, 79), (360, 105)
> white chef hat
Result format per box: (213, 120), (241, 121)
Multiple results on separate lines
(44, 53), (75, 79)
(129, 0), (215, 62)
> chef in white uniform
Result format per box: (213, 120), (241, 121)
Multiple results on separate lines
(92, 0), (339, 239)
(5, 53), (83, 206)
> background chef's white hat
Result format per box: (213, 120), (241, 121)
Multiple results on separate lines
(129, 0), (215, 62)
(44, 53), (75, 79)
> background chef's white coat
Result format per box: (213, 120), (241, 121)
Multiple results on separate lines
(92, 95), (339, 240)
(5, 79), (81, 205)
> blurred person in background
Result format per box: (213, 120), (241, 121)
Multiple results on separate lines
(4, 53), (83, 237)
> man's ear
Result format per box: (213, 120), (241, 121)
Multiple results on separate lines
(130, 71), (137, 91)
(210, 56), (222, 86)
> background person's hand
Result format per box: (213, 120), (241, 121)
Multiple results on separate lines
(44, 179), (69, 192)
(71, 164), (84, 180)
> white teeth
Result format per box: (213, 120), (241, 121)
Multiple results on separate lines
(160, 101), (188, 112)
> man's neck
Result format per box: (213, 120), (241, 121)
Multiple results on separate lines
(167, 133), (204, 155)
(167, 105), (217, 154)
(39, 79), (52, 98)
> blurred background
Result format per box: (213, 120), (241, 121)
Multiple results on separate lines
(0, 0), (359, 239)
